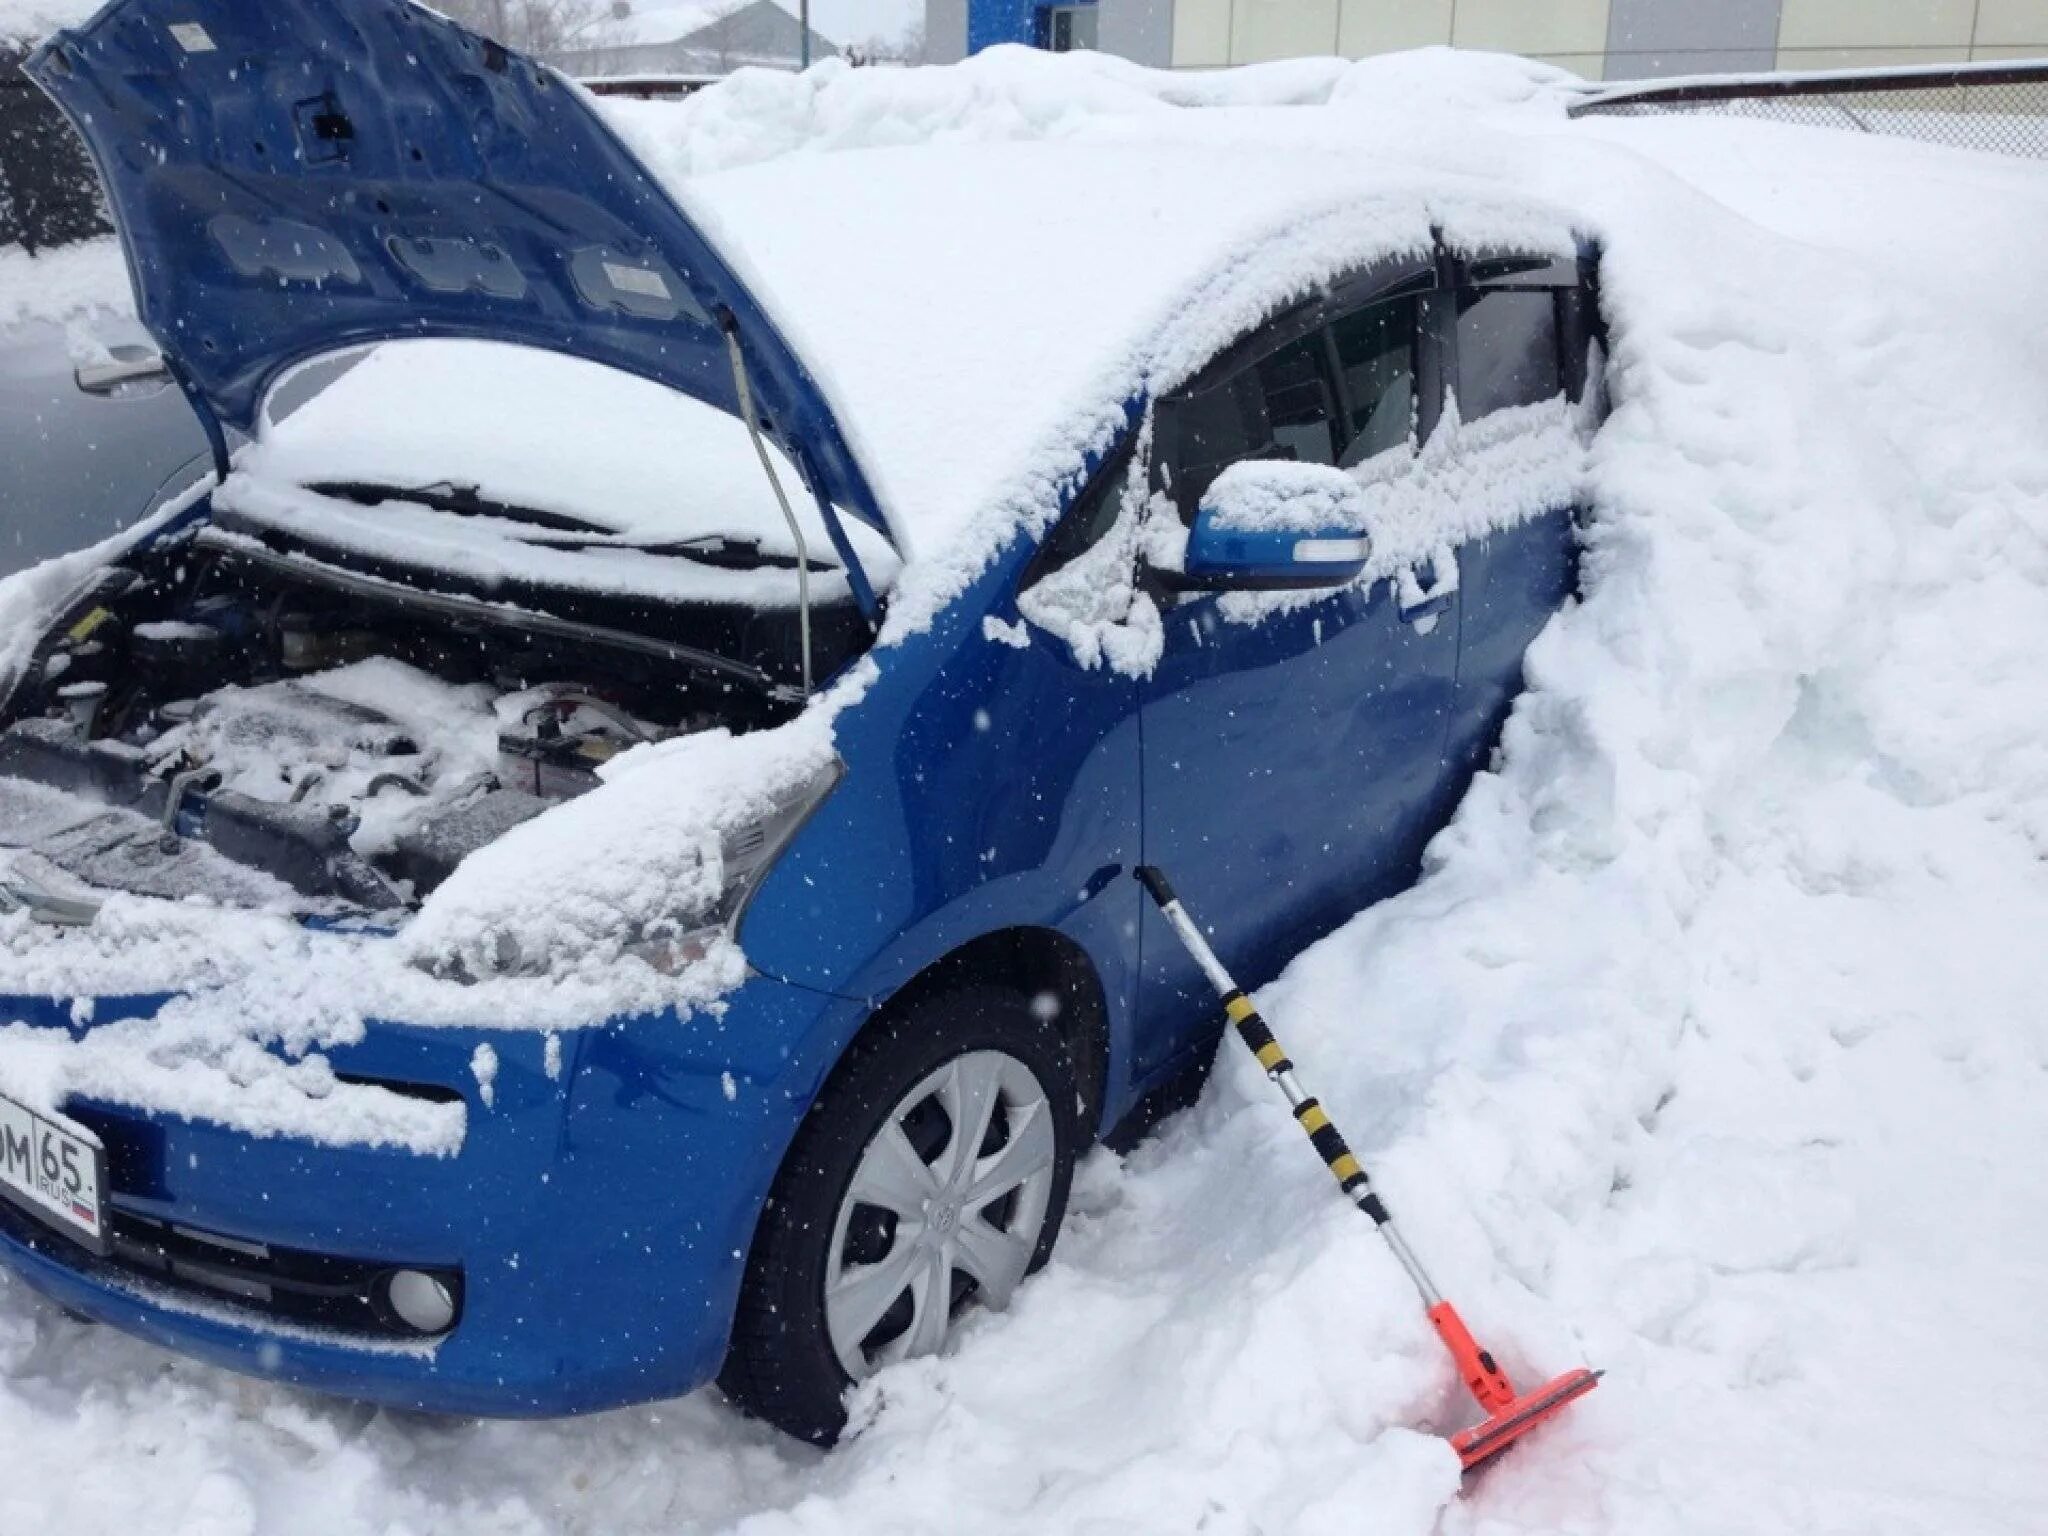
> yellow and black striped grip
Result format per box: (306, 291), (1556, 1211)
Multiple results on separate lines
(1221, 990), (1395, 1226)
(1223, 990), (1292, 1075)
(1291, 1097), (1389, 1220)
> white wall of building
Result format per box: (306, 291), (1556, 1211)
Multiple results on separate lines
(1142, 0), (2048, 78)
(927, 0), (970, 63)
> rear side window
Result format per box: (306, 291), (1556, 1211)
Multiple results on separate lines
(1453, 288), (1562, 420)
(1159, 333), (1336, 516)
(1330, 294), (1419, 467)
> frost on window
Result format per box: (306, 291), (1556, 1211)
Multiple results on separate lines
(1016, 422), (1168, 678)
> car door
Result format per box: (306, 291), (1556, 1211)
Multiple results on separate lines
(1129, 263), (1462, 1079)
(1438, 252), (1602, 782)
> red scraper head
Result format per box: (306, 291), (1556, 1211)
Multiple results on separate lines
(1425, 1301), (1599, 1473)
(1449, 1366), (1602, 1472)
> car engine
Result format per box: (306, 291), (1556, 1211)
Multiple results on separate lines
(0, 529), (791, 918)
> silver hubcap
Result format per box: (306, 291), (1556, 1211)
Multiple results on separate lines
(824, 1050), (1058, 1380)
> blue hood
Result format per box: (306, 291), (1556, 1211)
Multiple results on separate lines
(27, 0), (891, 548)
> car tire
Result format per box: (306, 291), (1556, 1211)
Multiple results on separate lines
(718, 983), (1079, 1444)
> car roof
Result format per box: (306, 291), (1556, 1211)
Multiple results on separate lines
(637, 130), (1578, 628)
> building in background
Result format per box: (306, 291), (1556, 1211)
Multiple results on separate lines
(553, 0), (837, 77)
(927, 0), (2048, 78)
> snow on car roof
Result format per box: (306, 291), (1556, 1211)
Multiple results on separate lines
(604, 48), (1583, 633)
(222, 49), (1578, 632)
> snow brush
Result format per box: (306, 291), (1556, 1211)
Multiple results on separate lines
(1136, 866), (1600, 1473)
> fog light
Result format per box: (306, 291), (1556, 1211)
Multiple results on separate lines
(384, 1269), (459, 1335)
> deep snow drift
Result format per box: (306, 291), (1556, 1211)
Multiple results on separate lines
(1, 44), (2045, 1536)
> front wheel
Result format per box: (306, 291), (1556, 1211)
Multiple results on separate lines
(718, 985), (1079, 1444)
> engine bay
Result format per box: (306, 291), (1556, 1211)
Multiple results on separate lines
(0, 526), (809, 918)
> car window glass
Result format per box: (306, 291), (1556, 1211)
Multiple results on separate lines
(1160, 333), (1335, 519)
(1256, 337), (1336, 468)
(1023, 437), (1136, 586)
(1453, 288), (1562, 420)
(1330, 295), (1418, 468)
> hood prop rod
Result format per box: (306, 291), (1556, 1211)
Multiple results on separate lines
(720, 311), (812, 698)
(164, 354), (232, 484)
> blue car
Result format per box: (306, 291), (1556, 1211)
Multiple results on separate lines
(0, 0), (1600, 1441)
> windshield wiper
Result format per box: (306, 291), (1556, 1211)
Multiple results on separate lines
(545, 533), (837, 572)
(197, 529), (805, 706)
(307, 484), (835, 573)
(310, 480), (609, 536)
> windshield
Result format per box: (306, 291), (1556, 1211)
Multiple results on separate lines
(221, 339), (899, 611)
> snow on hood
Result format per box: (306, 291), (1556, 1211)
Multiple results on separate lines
(399, 694), (847, 982)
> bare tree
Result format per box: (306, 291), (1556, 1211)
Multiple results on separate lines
(846, 21), (928, 67)
(432, 0), (626, 57)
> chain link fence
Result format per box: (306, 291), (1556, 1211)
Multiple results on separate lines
(1572, 60), (2048, 161)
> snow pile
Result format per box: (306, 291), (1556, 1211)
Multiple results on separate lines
(0, 238), (130, 328)
(0, 45), (2043, 1536)
(603, 45), (1560, 181)
(0, 0), (95, 41)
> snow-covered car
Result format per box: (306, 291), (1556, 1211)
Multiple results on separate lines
(0, 0), (1599, 1441)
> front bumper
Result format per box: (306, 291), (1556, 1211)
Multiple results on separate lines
(0, 973), (854, 1417)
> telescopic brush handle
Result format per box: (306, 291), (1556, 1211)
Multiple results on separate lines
(1134, 865), (1597, 1461)
(1134, 864), (1177, 907)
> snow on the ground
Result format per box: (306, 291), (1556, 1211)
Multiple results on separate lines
(0, 236), (130, 330)
(3, 46), (2047, 1536)
(0, 0), (93, 42)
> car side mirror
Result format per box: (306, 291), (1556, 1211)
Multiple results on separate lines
(1182, 460), (1370, 591)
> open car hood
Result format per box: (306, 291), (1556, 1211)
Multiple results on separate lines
(27, 0), (893, 551)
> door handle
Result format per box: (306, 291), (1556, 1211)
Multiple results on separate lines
(1399, 590), (1454, 624)
(1398, 554), (1457, 630)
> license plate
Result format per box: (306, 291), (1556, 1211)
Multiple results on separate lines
(0, 1090), (108, 1255)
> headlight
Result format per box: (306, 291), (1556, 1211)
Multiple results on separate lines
(616, 754), (846, 977)
(421, 755), (844, 984)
